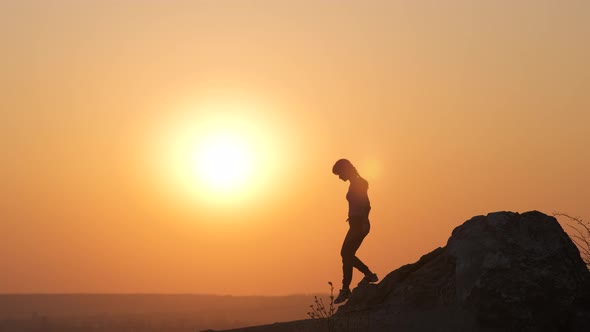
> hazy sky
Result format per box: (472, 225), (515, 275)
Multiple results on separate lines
(1, 0), (589, 295)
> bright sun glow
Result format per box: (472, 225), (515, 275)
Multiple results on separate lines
(152, 97), (284, 208)
(193, 132), (253, 192)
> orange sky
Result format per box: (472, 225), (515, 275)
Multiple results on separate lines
(1, 1), (589, 295)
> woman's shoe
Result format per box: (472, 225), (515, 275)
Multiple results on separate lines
(358, 273), (378, 286)
(334, 288), (352, 304)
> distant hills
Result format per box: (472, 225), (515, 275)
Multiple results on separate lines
(0, 294), (323, 331)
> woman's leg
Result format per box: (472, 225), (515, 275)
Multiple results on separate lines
(352, 222), (371, 274)
(341, 221), (371, 290)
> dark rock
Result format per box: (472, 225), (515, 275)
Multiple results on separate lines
(212, 211), (590, 332)
(339, 210), (590, 331)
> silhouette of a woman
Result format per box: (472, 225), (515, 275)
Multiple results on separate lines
(332, 159), (378, 304)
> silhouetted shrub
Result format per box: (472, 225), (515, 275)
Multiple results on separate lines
(554, 212), (590, 269)
(307, 282), (335, 331)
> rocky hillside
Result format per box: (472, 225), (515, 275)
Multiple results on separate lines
(209, 211), (590, 332)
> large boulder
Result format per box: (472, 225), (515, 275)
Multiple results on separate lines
(339, 211), (590, 331)
(211, 211), (590, 332)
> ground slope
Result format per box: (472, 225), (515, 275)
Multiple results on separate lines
(210, 211), (590, 332)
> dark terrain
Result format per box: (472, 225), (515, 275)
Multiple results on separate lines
(0, 294), (319, 332)
(213, 211), (590, 332)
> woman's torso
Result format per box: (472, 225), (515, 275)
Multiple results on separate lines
(346, 177), (371, 219)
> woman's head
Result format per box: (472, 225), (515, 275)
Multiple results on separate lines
(332, 159), (357, 181)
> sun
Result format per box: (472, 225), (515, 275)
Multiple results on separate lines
(193, 131), (253, 193)
(152, 99), (282, 207)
